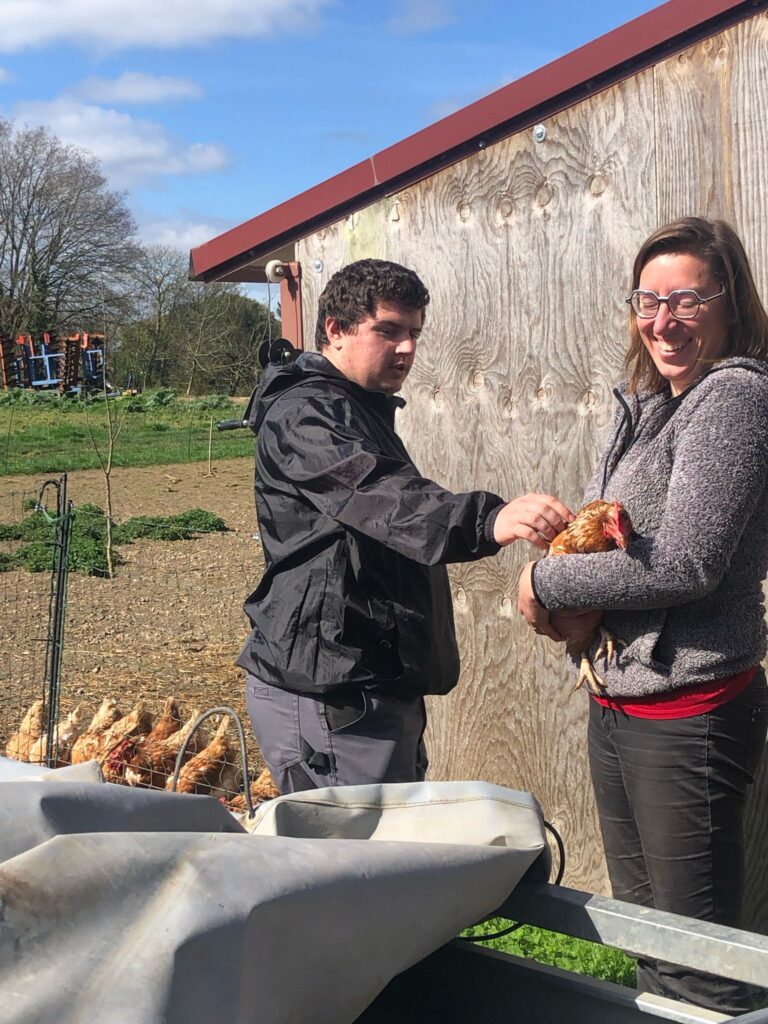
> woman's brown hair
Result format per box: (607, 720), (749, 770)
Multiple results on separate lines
(625, 217), (768, 392)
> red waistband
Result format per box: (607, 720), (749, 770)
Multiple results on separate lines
(591, 667), (757, 719)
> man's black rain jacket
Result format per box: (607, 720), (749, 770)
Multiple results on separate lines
(236, 352), (505, 697)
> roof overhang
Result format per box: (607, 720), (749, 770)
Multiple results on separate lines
(189, 0), (765, 284)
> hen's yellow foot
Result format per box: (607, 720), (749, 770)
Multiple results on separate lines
(594, 627), (627, 665)
(574, 655), (607, 695)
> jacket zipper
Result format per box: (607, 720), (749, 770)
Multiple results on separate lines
(601, 389), (635, 498)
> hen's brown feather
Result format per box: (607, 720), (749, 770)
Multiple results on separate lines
(548, 500), (625, 556)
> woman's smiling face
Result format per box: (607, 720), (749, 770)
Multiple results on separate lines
(636, 252), (730, 396)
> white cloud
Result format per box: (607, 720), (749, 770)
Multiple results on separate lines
(73, 72), (204, 105)
(136, 213), (232, 251)
(0, 0), (329, 52)
(387, 0), (455, 36)
(14, 97), (228, 188)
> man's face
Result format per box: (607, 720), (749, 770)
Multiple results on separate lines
(323, 301), (423, 395)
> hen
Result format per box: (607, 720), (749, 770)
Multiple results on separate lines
(100, 704), (155, 783)
(122, 707), (209, 789)
(5, 698), (45, 761)
(70, 698), (123, 764)
(226, 767), (281, 814)
(28, 703), (88, 766)
(168, 717), (241, 800)
(147, 696), (183, 743)
(547, 499), (633, 693)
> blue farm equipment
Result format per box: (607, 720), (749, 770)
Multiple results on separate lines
(0, 333), (108, 393)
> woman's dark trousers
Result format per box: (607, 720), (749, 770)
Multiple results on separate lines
(588, 674), (768, 1016)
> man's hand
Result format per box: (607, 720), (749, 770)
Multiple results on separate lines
(517, 561), (564, 642)
(493, 493), (573, 549)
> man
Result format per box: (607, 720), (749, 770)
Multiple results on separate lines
(237, 259), (571, 792)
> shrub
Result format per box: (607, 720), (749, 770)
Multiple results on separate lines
(14, 539), (55, 572)
(146, 387), (177, 408)
(68, 535), (117, 576)
(0, 504), (225, 574)
(113, 507), (227, 543)
(113, 516), (188, 542)
(187, 394), (237, 413)
(172, 508), (227, 533)
(0, 509), (52, 542)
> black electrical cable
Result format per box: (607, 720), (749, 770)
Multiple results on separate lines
(458, 819), (565, 943)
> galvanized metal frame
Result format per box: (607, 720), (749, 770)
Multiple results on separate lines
(498, 881), (768, 988)
(357, 880), (768, 1023)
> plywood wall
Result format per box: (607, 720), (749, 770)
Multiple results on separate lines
(296, 11), (768, 916)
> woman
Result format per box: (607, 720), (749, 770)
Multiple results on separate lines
(518, 217), (768, 1015)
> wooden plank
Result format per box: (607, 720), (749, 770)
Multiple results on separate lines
(401, 70), (657, 896)
(295, 9), (768, 919)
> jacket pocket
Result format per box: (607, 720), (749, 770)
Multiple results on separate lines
(324, 689), (368, 733)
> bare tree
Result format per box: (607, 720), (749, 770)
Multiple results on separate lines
(111, 242), (278, 394)
(83, 365), (129, 578)
(0, 117), (139, 339)
(118, 245), (189, 389)
(80, 279), (133, 578)
(210, 291), (278, 396)
(173, 281), (237, 396)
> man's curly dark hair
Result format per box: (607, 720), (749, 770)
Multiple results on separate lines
(315, 259), (430, 350)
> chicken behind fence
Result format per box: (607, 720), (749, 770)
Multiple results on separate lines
(170, 717), (241, 799)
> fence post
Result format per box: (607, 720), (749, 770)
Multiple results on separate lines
(37, 474), (73, 768)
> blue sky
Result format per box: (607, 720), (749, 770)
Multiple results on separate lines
(0, 0), (661, 256)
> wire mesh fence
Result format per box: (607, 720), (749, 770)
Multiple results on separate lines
(0, 482), (56, 763)
(0, 458), (277, 811)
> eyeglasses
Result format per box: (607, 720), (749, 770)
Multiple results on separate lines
(626, 288), (725, 319)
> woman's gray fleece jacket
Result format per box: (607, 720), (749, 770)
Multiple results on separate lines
(533, 357), (768, 698)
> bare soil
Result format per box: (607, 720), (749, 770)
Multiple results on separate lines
(0, 457), (266, 771)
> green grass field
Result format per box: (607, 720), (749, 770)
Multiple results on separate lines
(0, 388), (255, 475)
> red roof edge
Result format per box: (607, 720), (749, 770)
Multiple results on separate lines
(190, 0), (762, 282)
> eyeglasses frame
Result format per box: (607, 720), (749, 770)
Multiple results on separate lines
(625, 288), (726, 320)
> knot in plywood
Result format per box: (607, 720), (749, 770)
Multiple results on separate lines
(431, 387), (445, 407)
(455, 587), (468, 609)
(458, 200), (472, 222)
(589, 174), (608, 197)
(471, 370), (486, 390)
(501, 397), (518, 420)
(534, 182), (554, 208)
(498, 195), (515, 219)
